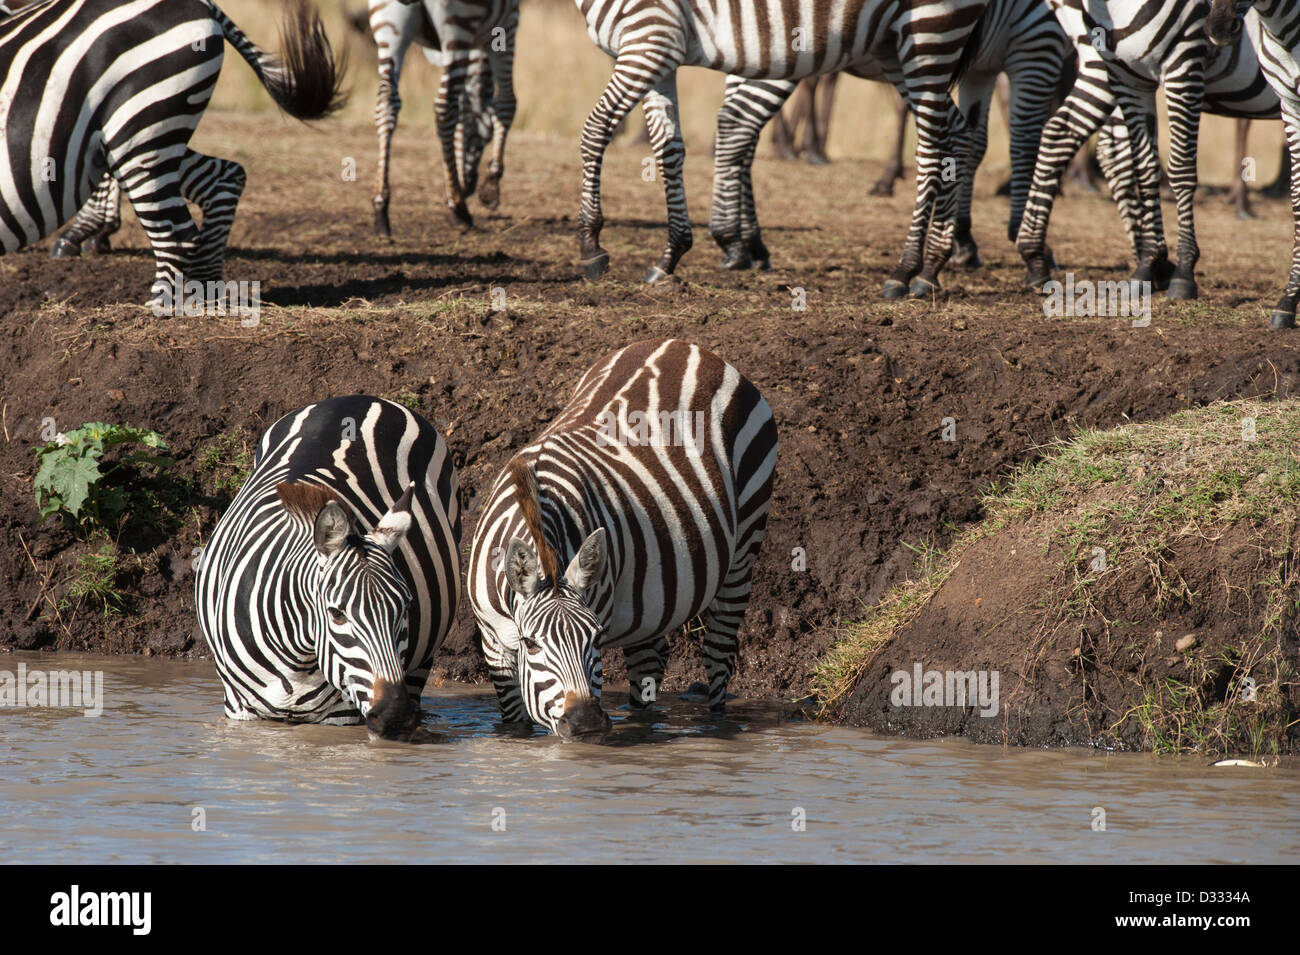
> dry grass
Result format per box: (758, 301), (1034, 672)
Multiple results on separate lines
(207, 0), (1289, 186)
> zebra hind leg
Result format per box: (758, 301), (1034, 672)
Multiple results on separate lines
(179, 151), (247, 288)
(1162, 76), (1204, 300)
(1271, 108), (1300, 329)
(641, 75), (691, 283)
(625, 634), (669, 712)
(51, 173), (119, 258)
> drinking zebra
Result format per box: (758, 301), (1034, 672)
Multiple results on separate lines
(570, 0), (987, 297)
(468, 339), (778, 739)
(367, 0), (518, 235)
(195, 396), (462, 738)
(1208, 0), (1300, 329)
(707, 0), (1070, 274)
(1016, 0), (1280, 309)
(0, 0), (344, 308)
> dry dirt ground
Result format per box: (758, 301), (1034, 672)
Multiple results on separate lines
(1, 113), (1297, 715)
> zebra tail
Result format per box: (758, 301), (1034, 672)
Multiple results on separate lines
(209, 0), (348, 121)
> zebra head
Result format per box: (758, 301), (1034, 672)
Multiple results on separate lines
(503, 528), (611, 741)
(1206, 0), (1251, 46)
(294, 482), (418, 738)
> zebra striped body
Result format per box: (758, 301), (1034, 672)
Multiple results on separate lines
(0, 0), (342, 307)
(1209, 0), (1300, 328)
(1016, 0), (1254, 302)
(196, 396), (461, 737)
(468, 339), (778, 738)
(708, 0), (1069, 273)
(572, 0), (988, 297)
(368, 0), (518, 235)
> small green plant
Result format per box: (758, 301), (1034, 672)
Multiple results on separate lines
(196, 432), (253, 496)
(34, 422), (173, 528)
(62, 543), (124, 618)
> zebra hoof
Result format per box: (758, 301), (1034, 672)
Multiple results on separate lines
(87, 234), (113, 255)
(582, 252), (610, 281)
(1167, 278), (1198, 300)
(949, 243), (982, 270)
(449, 201), (474, 229)
(880, 279), (909, 300)
(372, 208), (392, 238)
(1270, 309), (1296, 330)
(751, 256), (771, 271)
(908, 277), (939, 299)
(478, 178), (500, 210)
(644, 266), (681, 287)
(719, 245), (752, 271)
(1046, 248), (1058, 271)
(50, 237), (81, 258)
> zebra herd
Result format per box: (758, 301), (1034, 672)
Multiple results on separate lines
(1, 0), (1298, 322)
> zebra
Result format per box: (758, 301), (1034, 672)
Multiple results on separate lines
(195, 396), (462, 738)
(707, 0), (1071, 274)
(570, 0), (989, 298)
(1014, 0), (1278, 305)
(367, 0), (518, 235)
(1208, 0), (1300, 329)
(0, 0), (344, 308)
(467, 339), (778, 739)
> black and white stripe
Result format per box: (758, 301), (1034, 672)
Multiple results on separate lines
(707, 0), (1070, 274)
(0, 0), (343, 306)
(195, 396), (461, 738)
(571, 0), (988, 298)
(1208, 0), (1300, 328)
(468, 339), (778, 739)
(367, 0), (518, 235)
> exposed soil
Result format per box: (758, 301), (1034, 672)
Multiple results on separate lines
(1, 114), (1297, 726)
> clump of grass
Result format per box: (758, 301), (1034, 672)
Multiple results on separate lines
(62, 543), (124, 619)
(195, 432), (253, 497)
(810, 398), (1300, 754)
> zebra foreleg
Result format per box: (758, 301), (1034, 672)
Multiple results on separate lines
(1162, 74), (1205, 299)
(1270, 105), (1300, 329)
(1096, 114), (1141, 260)
(371, 52), (405, 237)
(625, 634), (668, 711)
(904, 96), (970, 298)
(951, 83), (993, 270)
(641, 76), (692, 283)
(435, 49), (475, 228)
(579, 51), (680, 280)
(479, 21), (518, 212)
(1113, 91), (1174, 291)
(709, 78), (789, 271)
(489, 666), (532, 731)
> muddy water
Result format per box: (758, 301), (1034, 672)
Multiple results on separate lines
(1, 652), (1296, 864)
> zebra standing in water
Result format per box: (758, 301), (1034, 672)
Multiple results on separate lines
(707, 0), (1070, 274)
(367, 0), (518, 235)
(196, 396), (462, 738)
(468, 340), (778, 739)
(0, 0), (344, 307)
(1209, 0), (1300, 329)
(570, 0), (988, 298)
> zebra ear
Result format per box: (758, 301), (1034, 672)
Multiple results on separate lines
(371, 482), (415, 555)
(564, 528), (607, 592)
(313, 501), (352, 557)
(504, 538), (543, 598)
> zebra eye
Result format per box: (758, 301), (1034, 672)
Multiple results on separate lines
(521, 637), (541, 655)
(328, 608), (347, 626)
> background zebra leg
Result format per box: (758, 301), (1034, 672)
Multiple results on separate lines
(906, 95), (971, 297)
(490, 667), (531, 729)
(1016, 58), (1115, 290)
(951, 80), (994, 270)
(1162, 77), (1205, 299)
(641, 76), (691, 283)
(870, 92), (910, 197)
(456, 53), (489, 201)
(178, 151), (247, 286)
(1271, 107), (1300, 329)
(478, 33), (518, 212)
(1096, 115), (1142, 262)
(708, 78), (790, 271)
(50, 173), (117, 258)
(1113, 91), (1174, 291)
(579, 54), (678, 280)
(625, 634), (668, 711)
(371, 50), (406, 237)
(436, 49), (474, 228)
(86, 178), (123, 255)
(1002, 64), (1058, 256)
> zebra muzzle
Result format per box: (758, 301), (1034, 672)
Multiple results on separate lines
(365, 679), (415, 739)
(556, 693), (610, 742)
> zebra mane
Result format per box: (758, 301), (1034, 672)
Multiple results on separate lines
(507, 459), (560, 583)
(275, 481), (348, 522)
